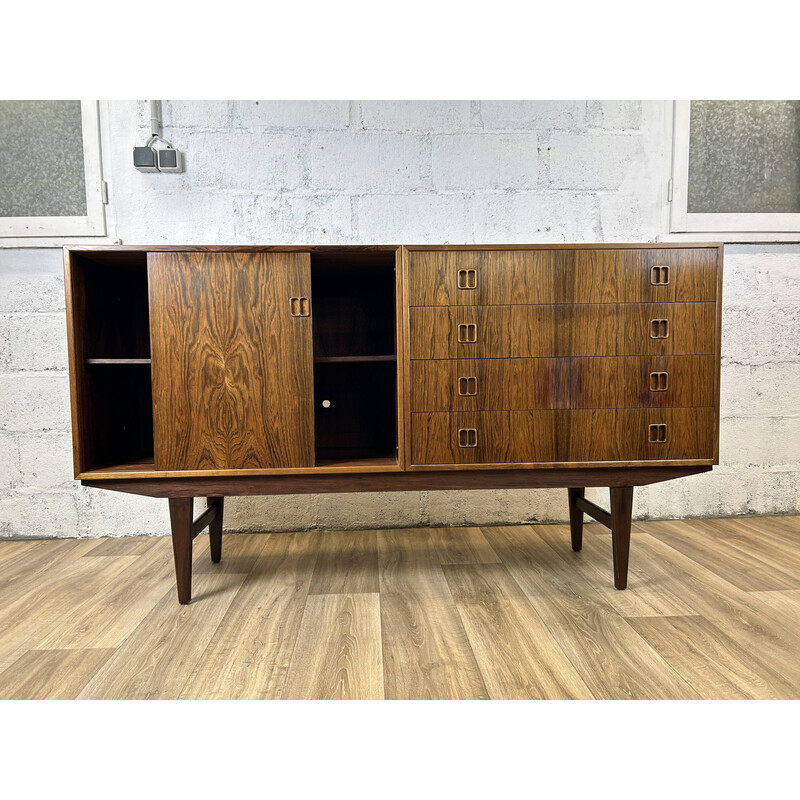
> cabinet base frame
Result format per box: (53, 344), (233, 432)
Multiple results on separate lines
(83, 466), (710, 603)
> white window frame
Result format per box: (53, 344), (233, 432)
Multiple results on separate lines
(0, 100), (107, 239)
(669, 100), (800, 243)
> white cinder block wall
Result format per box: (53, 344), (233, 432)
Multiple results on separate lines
(1, 100), (798, 538)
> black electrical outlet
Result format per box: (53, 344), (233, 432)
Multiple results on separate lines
(133, 146), (158, 172)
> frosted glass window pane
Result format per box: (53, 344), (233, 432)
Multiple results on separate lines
(0, 100), (87, 217)
(688, 100), (800, 214)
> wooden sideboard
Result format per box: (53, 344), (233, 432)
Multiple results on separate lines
(64, 244), (723, 603)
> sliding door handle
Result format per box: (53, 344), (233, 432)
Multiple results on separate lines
(290, 297), (311, 317)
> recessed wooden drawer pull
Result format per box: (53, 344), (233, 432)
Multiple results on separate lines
(649, 423), (668, 443)
(649, 371), (668, 391)
(457, 323), (478, 343)
(458, 376), (478, 396)
(650, 319), (669, 339)
(289, 296), (310, 317)
(457, 268), (477, 289)
(458, 427), (478, 447)
(650, 265), (670, 285)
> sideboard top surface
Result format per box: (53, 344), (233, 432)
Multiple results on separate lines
(65, 243), (723, 253)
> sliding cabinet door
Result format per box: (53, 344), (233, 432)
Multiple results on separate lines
(148, 251), (314, 470)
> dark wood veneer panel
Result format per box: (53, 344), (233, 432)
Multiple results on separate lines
(81, 465), (713, 498)
(411, 408), (716, 465)
(148, 251), (315, 470)
(409, 303), (716, 359)
(408, 248), (717, 306)
(410, 355), (716, 411)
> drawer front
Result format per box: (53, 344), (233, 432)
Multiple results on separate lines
(407, 248), (718, 306)
(409, 303), (716, 359)
(410, 356), (716, 412)
(411, 408), (716, 465)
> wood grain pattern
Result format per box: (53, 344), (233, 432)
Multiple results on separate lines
(442, 563), (593, 699)
(36, 541), (175, 649)
(378, 529), (488, 699)
(308, 530), (379, 595)
(480, 525), (701, 699)
(81, 466), (713, 498)
(554, 524), (696, 618)
(627, 532), (800, 696)
(0, 648), (116, 700)
(78, 456), (404, 480)
(68, 243), (722, 254)
(4, 513), (800, 701)
(0, 539), (103, 603)
(410, 355), (716, 412)
(281, 593), (384, 700)
(180, 532), (318, 700)
(409, 303), (716, 359)
(408, 247), (718, 306)
(0, 554), (141, 667)
(610, 485), (633, 589)
(428, 526), (501, 565)
(78, 572), (245, 700)
(747, 589), (800, 622)
(411, 408), (716, 465)
(63, 248), (89, 475)
(395, 246), (409, 469)
(148, 251), (315, 470)
(625, 615), (782, 700)
(648, 518), (800, 592)
(84, 535), (159, 556)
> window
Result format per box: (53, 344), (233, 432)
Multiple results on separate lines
(0, 100), (106, 239)
(669, 100), (800, 241)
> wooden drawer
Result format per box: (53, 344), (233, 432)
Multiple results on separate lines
(411, 408), (716, 465)
(407, 248), (718, 306)
(410, 356), (716, 412)
(409, 303), (716, 359)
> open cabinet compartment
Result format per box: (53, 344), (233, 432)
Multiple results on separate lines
(68, 250), (154, 472)
(310, 250), (398, 464)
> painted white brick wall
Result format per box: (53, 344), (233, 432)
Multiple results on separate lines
(1, 100), (798, 540)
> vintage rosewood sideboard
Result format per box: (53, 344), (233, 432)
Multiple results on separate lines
(64, 244), (723, 603)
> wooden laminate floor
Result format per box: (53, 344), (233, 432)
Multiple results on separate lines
(1, 516), (798, 700)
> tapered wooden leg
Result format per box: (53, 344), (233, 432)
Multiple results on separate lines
(168, 497), (194, 604)
(207, 496), (224, 563)
(609, 486), (634, 590)
(567, 488), (585, 552)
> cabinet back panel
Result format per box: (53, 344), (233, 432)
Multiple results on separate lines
(408, 248), (717, 306)
(81, 364), (154, 470)
(314, 361), (397, 460)
(79, 256), (151, 359)
(311, 252), (396, 358)
(148, 251), (315, 470)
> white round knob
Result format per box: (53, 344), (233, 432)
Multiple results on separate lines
(322, 399), (331, 408)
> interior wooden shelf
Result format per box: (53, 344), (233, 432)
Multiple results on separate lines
(82, 453), (399, 476)
(314, 355), (396, 363)
(83, 457), (157, 474)
(315, 454), (398, 468)
(86, 358), (152, 365)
